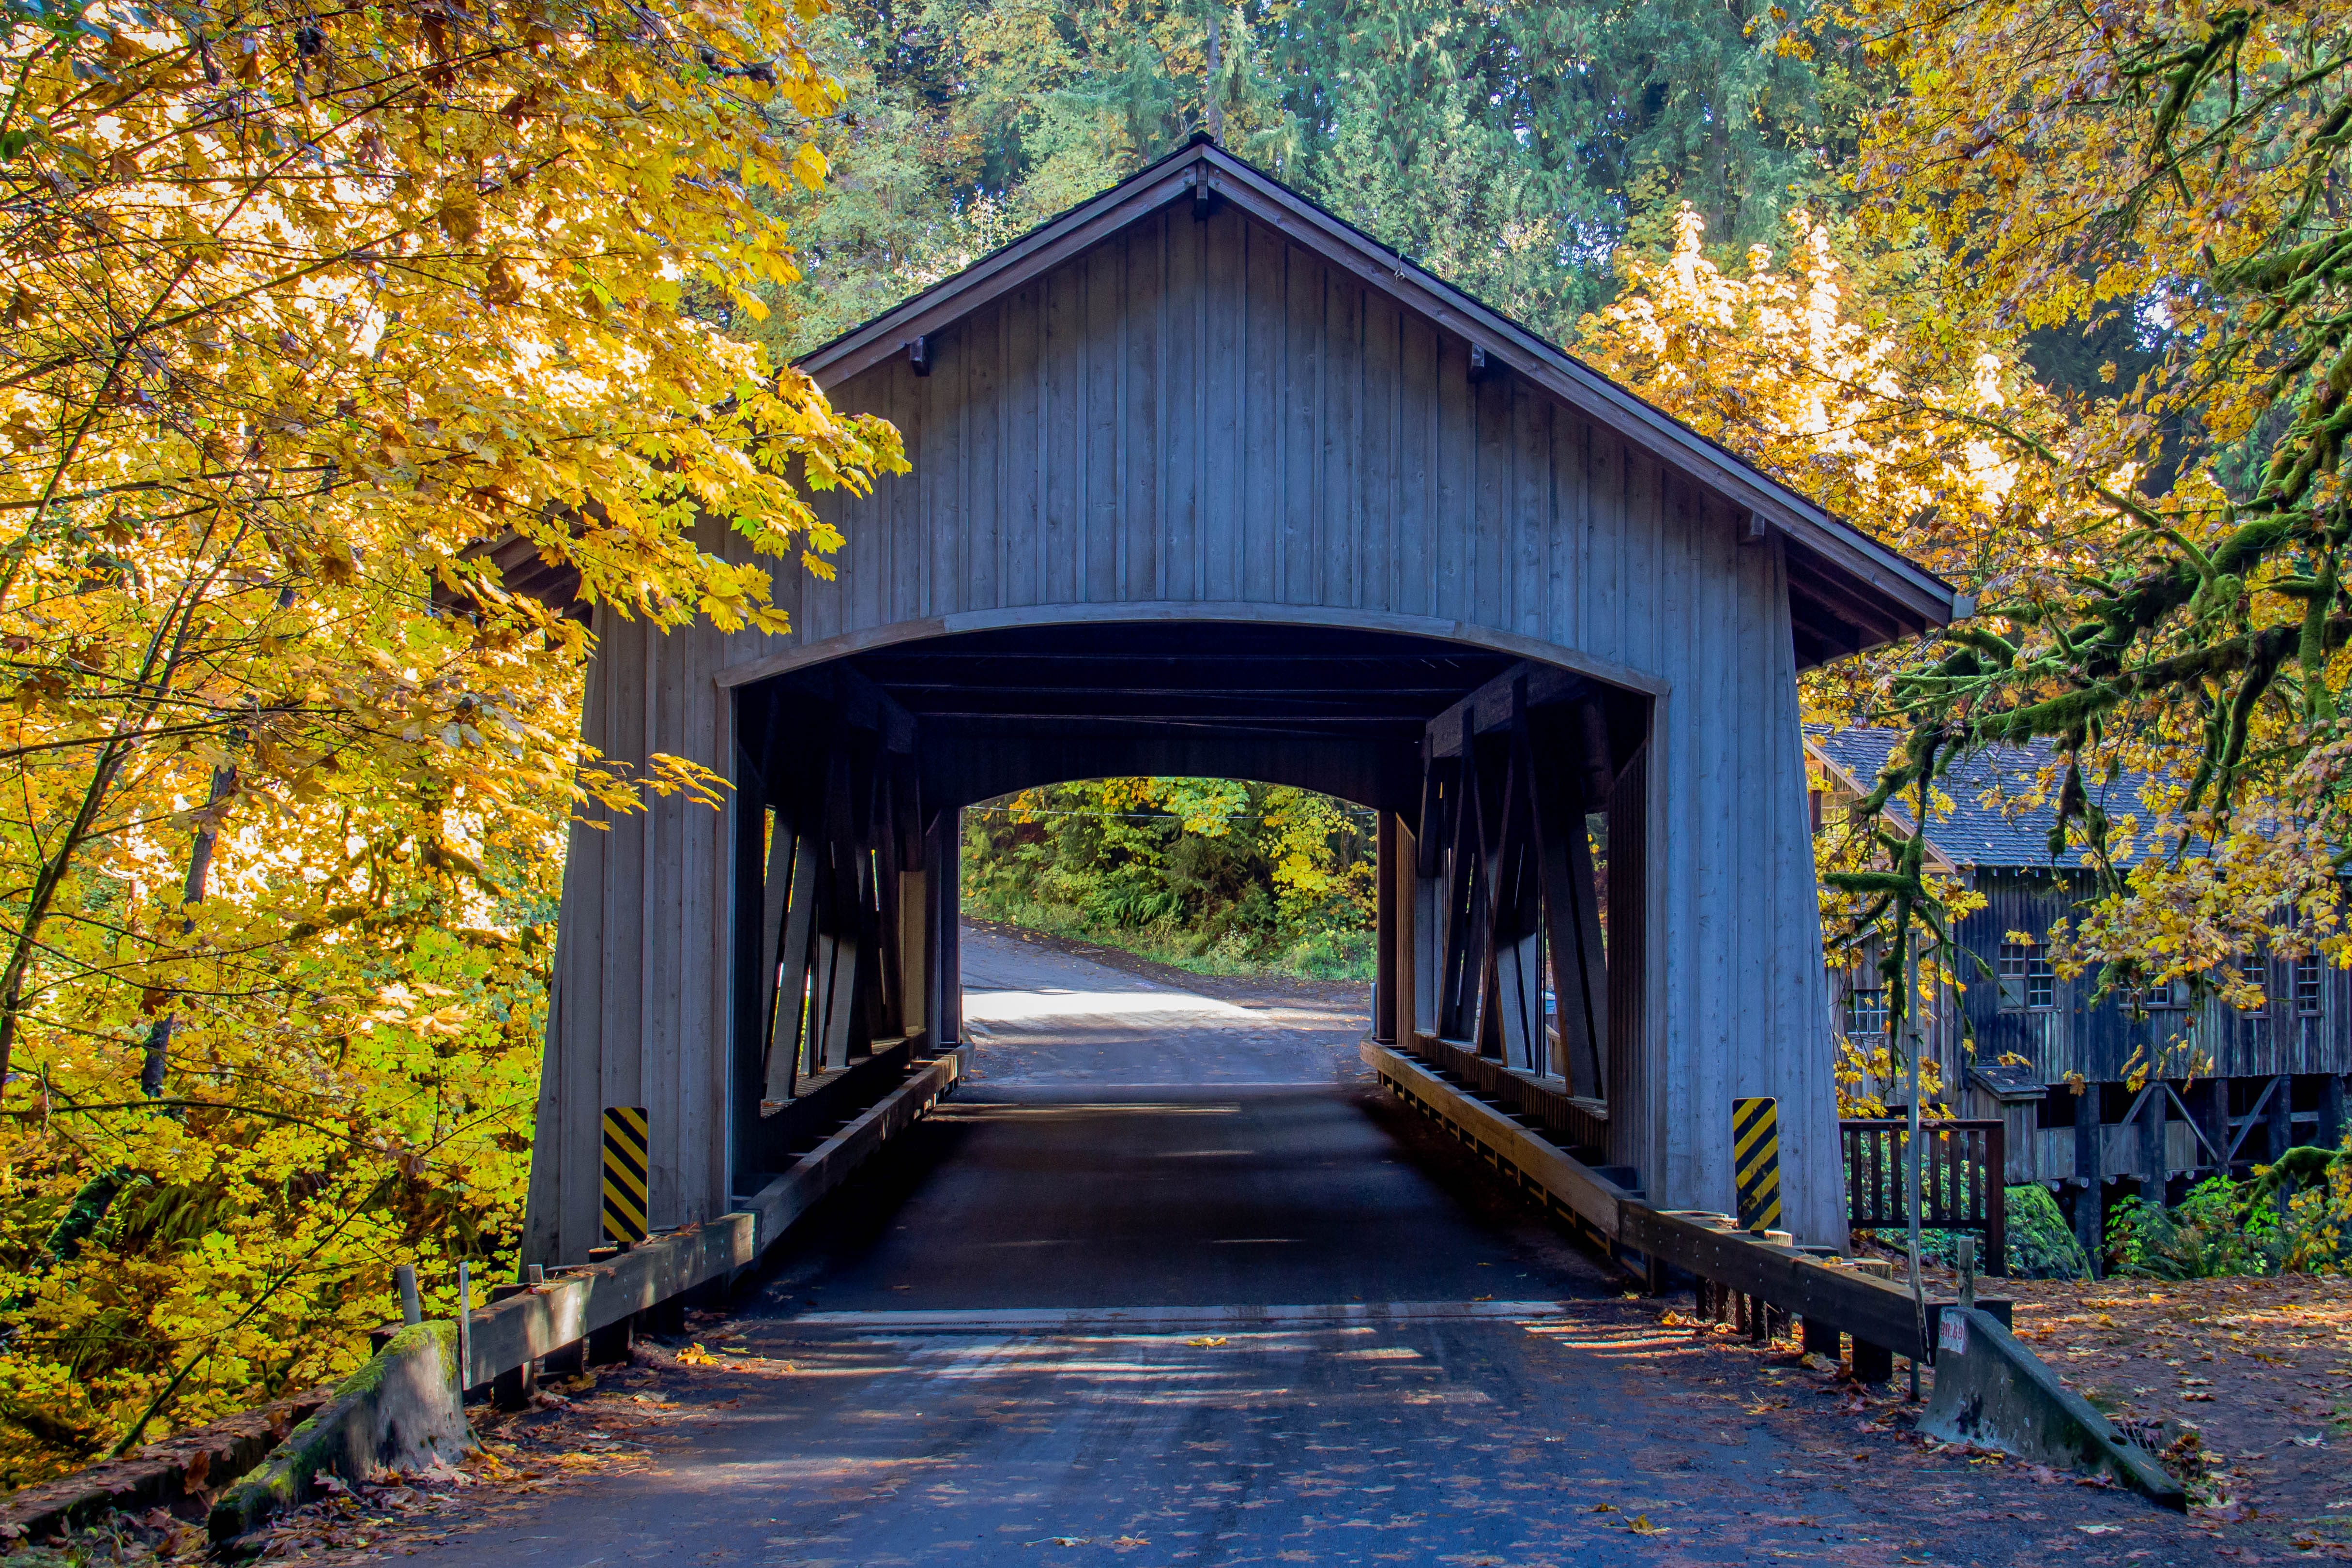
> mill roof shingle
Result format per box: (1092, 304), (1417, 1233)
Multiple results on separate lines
(1808, 728), (2173, 872)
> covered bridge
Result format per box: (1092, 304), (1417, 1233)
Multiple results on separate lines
(518, 137), (1963, 1266)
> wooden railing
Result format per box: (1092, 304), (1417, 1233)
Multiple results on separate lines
(1412, 1034), (1612, 1166)
(1840, 1118), (2007, 1278)
(461, 1046), (962, 1395)
(1373, 1039), (1935, 1370)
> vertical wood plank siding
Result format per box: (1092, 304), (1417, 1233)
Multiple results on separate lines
(531, 204), (1840, 1261)
(1954, 872), (2352, 1086)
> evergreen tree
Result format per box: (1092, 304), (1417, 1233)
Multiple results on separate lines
(765, 0), (1874, 353)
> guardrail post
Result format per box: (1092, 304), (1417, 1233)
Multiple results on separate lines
(1852, 1338), (1894, 1384)
(1801, 1314), (1839, 1361)
(645, 1292), (687, 1336)
(395, 1265), (422, 1326)
(491, 1357), (535, 1409)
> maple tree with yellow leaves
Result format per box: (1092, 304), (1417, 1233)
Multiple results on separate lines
(0, 0), (901, 1481)
(1571, 203), (2092, 1096)
(1829, 0), (2352, 1010)
(1586, 0), (2352, 1047)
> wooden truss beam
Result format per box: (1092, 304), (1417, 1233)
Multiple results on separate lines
(1419, 677), (1614, 1105)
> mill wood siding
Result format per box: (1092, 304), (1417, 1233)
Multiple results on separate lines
(1954, 872), (2352, 1085)
(527, 201), (1843, 1258)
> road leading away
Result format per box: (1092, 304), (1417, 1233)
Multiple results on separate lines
(336, 929), (2246, 1567)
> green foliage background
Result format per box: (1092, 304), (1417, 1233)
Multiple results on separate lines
(961, 779), (1379, 979)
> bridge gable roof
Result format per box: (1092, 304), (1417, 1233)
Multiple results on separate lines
(796, 136), (1963, 658)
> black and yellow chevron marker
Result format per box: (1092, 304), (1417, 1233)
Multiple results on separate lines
(601, 1105), (650, 1245)
(1733, 1096), (1781, 1232)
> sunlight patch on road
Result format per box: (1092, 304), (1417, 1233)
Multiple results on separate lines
(962, 987), (1249, 1023)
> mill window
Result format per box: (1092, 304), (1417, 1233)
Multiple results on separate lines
(2234, 954), (2265, 1016)
(2295, 953), (2325, 1018)
(1999, 942), (2055, 1012)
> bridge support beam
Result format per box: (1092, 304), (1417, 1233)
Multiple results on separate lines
(729, 668), (940, 1193)
(1407, 666), (1630, 1175)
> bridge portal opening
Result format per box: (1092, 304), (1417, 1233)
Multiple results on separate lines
(961, 777), (1383, 979)
(954, 776), (1381, 1090)
(521, 139), (1957, 1261)
(727, 618), (1647, 1193)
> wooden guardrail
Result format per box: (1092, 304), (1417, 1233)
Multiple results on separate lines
(1365, 1038), (1932, 1367)
(1412, 1034), (1613, 1163)
(462, 1048), (962, 1390)
(1841, 1118), (2007, 1278)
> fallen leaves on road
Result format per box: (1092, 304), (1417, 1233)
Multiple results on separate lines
(1625, 1513), (1668, 1535)
(1186, 1336), (1228, 1348)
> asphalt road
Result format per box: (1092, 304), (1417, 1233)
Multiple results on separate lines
(959, 927), (1366, 1089)
(368, 933), (2246, 1568)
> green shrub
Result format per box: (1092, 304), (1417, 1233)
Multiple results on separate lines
(2102, 1150), (2352, 1279)
(2005, 1182), (2093, 1280)
(1278, 926), (1376, 979)
(2107, 1178), (2285, 1279)
(962, 779), (1378, 981)
(1857, 1187), (2087, 1279)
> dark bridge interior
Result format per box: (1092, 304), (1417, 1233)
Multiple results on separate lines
(728, 619), (1647, 1192)
(798, 622), (1519, 812)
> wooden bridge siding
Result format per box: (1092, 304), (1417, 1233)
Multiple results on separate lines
(781, 205), (1837, 1242)
(1647, 471), (1829, 1235)
(790, 207), (1695, 654)
(524, 599), (739, 1265)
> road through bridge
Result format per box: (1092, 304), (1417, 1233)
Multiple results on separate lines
(360, 930), (2229, 1568)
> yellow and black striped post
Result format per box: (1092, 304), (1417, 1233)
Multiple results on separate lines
(1733, 1096), (1782, 1232)
(601, 1106), (650, 1245)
